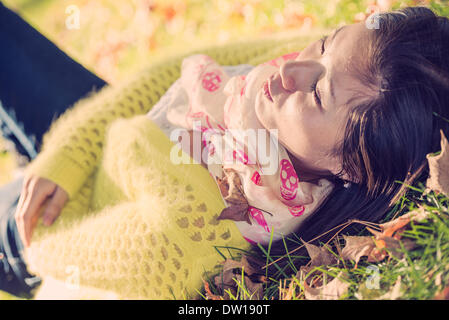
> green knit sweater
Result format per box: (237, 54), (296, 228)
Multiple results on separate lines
(23, 35), (318, 299)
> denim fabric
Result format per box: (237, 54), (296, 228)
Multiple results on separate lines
(0, 2), (107, 161)
(0, 175), (42, 298)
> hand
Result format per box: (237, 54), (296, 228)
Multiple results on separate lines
(14, 175), (69, 247)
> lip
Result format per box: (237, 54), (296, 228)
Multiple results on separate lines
(263, 79), (273, 102)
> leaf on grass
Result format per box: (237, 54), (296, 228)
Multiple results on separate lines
(340, 208), (431, 266)
(302, 241), (338, 267)
(379, 206), (431, 240)
(212, 255), (266, 300)
(221, 255), (262, 276)
(203, 280), (222, 300)
(243, 276), (264, 300)
(426, 129), (449, 197)
(216, 169), (251, 224)
(341, 235), (376, 268)
(303, 272), (350, 300)
(340, 228), (416, 266)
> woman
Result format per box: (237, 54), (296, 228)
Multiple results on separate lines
(2, 6), (449, 299)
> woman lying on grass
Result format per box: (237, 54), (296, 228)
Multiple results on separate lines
(3, 6), (448, 299)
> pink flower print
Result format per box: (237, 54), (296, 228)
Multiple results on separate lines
(288, 205), (305, 217)
(279, 159), (299, 201)
(202, 71), (222, 92)
(240, 75), (247, 97)
(251, 171), (261, 185)
(248, 207), (270, 233)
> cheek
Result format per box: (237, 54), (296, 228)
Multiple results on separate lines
(279, 110), (331, 156)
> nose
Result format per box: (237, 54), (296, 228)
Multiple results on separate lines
(279, 60), (325, 93)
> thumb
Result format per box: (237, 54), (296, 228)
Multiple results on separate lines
(42, 187), (68, 226)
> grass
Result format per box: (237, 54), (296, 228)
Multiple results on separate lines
(205, 182), (449, 300)
(1, 0), (449, 300)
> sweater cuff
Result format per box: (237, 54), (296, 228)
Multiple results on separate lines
(25, 149), (90, 199)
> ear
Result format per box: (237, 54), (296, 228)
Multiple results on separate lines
(326, 158), (359, 184)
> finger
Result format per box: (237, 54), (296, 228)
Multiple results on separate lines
(19, 181), (56, 246)
(15, 176), (34, 247)
(15, 175), (32, 220)
(42, 187), (69, 226)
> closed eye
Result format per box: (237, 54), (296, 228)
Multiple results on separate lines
(311, 82), (322, 107)
(320, 35), (328, 55)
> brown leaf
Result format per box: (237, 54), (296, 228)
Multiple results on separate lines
(222, 168), (247, 205)
(213, 255), (266, 300)
(303, 272), (350, 300)
(221, 257), (258, 276)
(379, 206), (431, 239)
(243, 276), (264, 300)
(426, 129), (449, 197)
(218, 203), (251, 224)
(366, 226), (416, 261)
(216, 168), (251, 223)
(341, 235), (376, 268)
(297, 265), (323, 288)
(202, 280), (222, 300)
(302, 241), (338, 267)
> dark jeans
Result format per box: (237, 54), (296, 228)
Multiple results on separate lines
(0, 3), (107, 298)
(0, 2), (106, 160)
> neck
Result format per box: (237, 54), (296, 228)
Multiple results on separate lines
(286, 149), (334, 184)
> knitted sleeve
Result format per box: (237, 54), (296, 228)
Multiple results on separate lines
(25, 36), (311, 199)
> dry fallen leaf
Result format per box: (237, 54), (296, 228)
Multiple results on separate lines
(426, 129), (449, 197)
(303, 272), (350, 300)
(341, 235), (376, 268)
(203, 280), (223, 300)
(212, 255), (266, 300)
(302, 241), (338, 267)
(379, 206), (431, 240)
(340, 208), (431, 266)
(216, 169), (251, 224)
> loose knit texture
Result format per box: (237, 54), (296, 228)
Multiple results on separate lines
(23, 35), (321, 299)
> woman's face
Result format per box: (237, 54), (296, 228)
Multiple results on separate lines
(255, 22), (376, 178)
